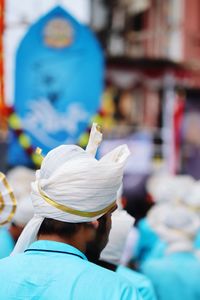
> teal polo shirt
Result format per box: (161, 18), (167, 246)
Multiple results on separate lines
(0, 240), (143, 300)
(0, 227), (15, 259)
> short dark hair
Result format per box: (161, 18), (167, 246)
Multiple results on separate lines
(38, 218), (86, 239)
(38, 214), (107, 240)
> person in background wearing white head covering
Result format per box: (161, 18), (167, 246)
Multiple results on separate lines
(99, 185), (139, 267)
(132, 173), (194, 267)
(0, 167), (34, 258)
(97, 187), (157, 300)
(0, 124), (142, 300)
(141, 204), (200, 300)
(146, 178), (200, 257)
(0, 172), (17, 258)
(180, 181), (200, 249)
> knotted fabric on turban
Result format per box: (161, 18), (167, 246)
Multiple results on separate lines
(12, 123), (130, 254)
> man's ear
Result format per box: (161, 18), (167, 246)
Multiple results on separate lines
(90, 220), (99, 229)
(84, 220), (99, 243)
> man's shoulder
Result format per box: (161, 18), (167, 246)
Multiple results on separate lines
(0, 252), (23, 265)
(83, 262), (142, 299)
(0, 253), (23, 277)
(117, 265), (152, 285)
(84, 260), (135, 286)
(0, 255), (141, 299)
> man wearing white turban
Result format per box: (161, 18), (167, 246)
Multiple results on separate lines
(0, 167), (34, 258)
(0, 124), (142, 300)
(141, 204), (200, 300)
(180, 181), (200, 249)
(0, 195), (34, 259)
(98, 188), (157, 300)
(0, 172), (17, 226)
(133, 173), (194, 266)
(0, 172), (17, 258)
(0, 166), (35, 258)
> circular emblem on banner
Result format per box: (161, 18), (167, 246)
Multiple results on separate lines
(43, 17), (73, 48)
(11, 6), (104, 166)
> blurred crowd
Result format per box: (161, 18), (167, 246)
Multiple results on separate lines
(1, 132), (200, 299)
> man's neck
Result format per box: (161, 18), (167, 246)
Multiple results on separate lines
(38, 234), (86, 253)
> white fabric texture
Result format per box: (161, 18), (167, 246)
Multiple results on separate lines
(0, 173), (17, 225)
(116, 184), (123, 210)
(6, 167), (35, 200)
(100, 209), (135, 265)
(181, 181), (200, 209)
(148, 204), (200, 253)
(12, 196), (34, 227)
(12, 124), (130, 254)
(120, 227), (139, 266)
(6, 167), (35, 227)
(146, 173), (194, 204)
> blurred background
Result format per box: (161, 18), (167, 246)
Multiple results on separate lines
(1, 0), (200, 220)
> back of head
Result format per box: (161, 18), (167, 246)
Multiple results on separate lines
(148, 204), (200, 253)
(147, 173), (194, 204)
(12, 124), (130, 254)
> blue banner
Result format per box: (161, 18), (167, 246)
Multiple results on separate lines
(8, 6), (104, 166)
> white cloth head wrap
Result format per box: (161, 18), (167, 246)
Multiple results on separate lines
(6, 167), (35, 200)
(12, 196), (34, 227)
(6, 167), (35, 227)
(181, 181), (200, 211)
(12, 124), (130, 254)
(148, 203), (200, 253)
(0, 173), (17, 226)
(147, 173), (194, 204)
(100, 184), (136, 266)
(100, 209), (135, 265)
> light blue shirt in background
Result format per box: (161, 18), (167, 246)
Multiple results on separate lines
(117, 265), (157, 300)
(133, 218), (162, 265)
(194, 231), (200, 249)
(0, 227), (15, 259)
(141, 252), (200, 300)
(0, 240), (143, 300)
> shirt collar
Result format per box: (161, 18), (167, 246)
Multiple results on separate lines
(25, 240), (88, 261)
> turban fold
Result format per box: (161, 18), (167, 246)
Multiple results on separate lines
(147, 173), (194, 204)
(12, 123), (130, 254)
(148, 204), (200, 243)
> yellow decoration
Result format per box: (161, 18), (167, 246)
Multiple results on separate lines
(19, 134), (31, 149)
(0, 172), (17, 226)
(96, 124), (102, 133)
(9, 110), (106, 167)
(91, 114), (103, 125)
(0, 191), (5, 213)
(9, 113), (21, 129)
(38, 183), (116, 218)
(35, 147), (44, 162)
(102, 89), (115, 115)
(31, 153), (43, 167)
(78, 132), (89, 147)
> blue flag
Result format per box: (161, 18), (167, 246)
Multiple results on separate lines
(8, 5), (104, 166)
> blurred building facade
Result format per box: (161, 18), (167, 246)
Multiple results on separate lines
(1, 0), (200, 178)
(90, 0), (200, 178)
(91, 0), (200, 64)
